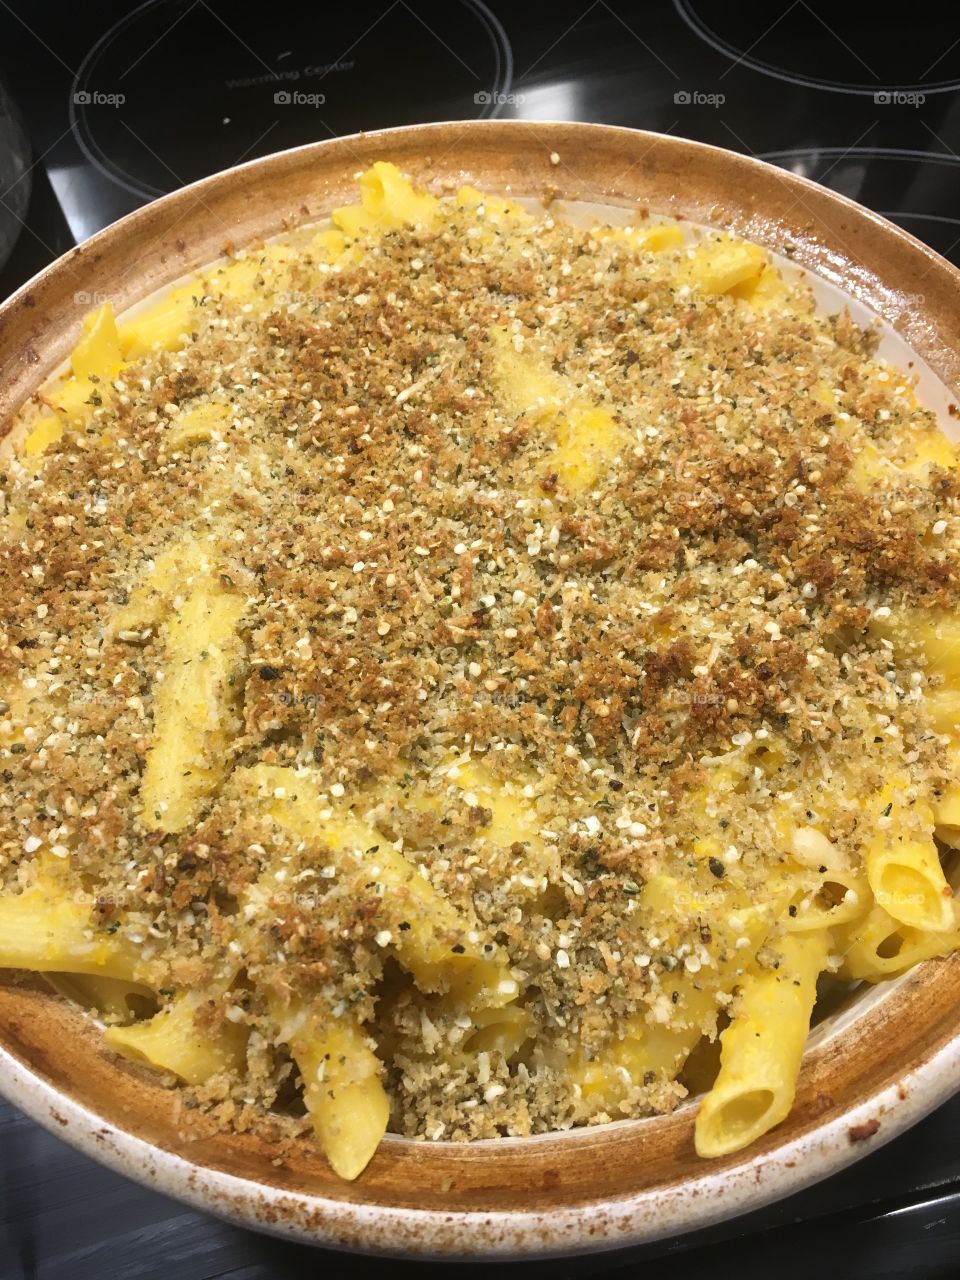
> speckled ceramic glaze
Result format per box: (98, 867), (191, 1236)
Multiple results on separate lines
(0, 122), (958, 1259)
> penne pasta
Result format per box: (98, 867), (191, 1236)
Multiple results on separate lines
(863, 791), (954, 934)
(234, 765), (517, 1010)
(139, 563), (247, 834)
(0, 887), (155, 986)
(694, 932), (829, 1158)
(2, 159), (959, 1180)
(835, 904), (960, 981)
(269, 996), (389, 1182)
(105, 987), (248, 1086)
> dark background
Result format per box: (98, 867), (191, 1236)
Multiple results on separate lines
(0, 3), (958, 1277)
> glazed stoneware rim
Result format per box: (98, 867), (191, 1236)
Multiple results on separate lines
(0, 1029), (957, 1259)
(1, 120), (959, 1259)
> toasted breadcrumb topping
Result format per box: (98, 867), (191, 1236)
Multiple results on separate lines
(0, 187), (957, 1142)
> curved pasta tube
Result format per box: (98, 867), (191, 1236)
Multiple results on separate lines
(20, 415), (64, 460)
(642, 868), (792, 941)
(849, 421), (957, 492)
(866, 834), (953, 933)
(462, 1004), (535, 1059)
(765, 815), (868, 932)
(118, 282), (201, 358)
(694, 931), (828, 1158)
(163, 401), (232, 452)
(864, 796), (953, 934)
(43, 303), (122, 422)
(455, 185), (533, 241)
(105, 988), (248, 1085)
(234, 766), (517, 1008)
(924, 687), (960, 737)
(109, 537), (216, 635)
(140, 563), (247, 833)
(332, 161), (439, 239)
(572, 1031), (645, 1112)
(271, 997), (389, 1182)
(684, 236), (767, 296)
(0, 886), (153, 984)
(934, 770), (960, 844)
(205, 245), (295, 309)
(919, 614), (960, 676)
(487, 325), (629, 494)
(20, 303), (123, 461)
(46, 974), (155, 1021)
(446, 760), (544, 852)
(783, 869), (871, 933)
(871, 607), (960, 677)
(117, 245), (294, 358)
(571, 868), (785, 1119)
(591, 221), (685, 254)
(869, 608), (960, 847)
(835, 904), (960, 981)
(573, 998), (710, 1116)
(394, 757), (554, 892)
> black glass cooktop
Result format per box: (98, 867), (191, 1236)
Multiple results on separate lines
(0, 4), (958, 1278)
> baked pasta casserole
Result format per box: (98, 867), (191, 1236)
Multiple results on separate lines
(1, 163), (958, 1178)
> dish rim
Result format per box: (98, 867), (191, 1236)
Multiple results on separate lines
(1, 1030), (956, 1258)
